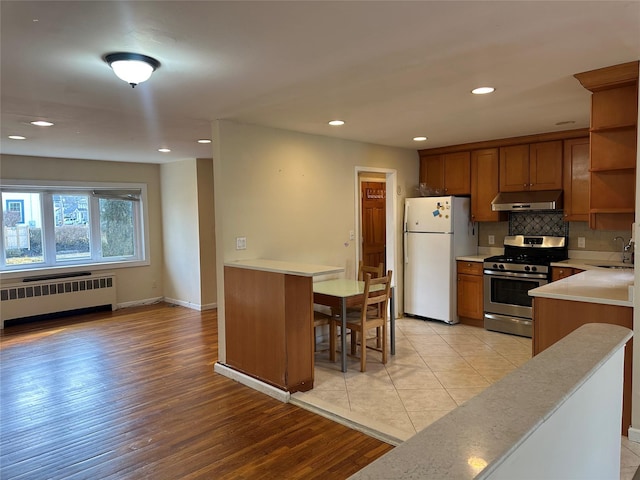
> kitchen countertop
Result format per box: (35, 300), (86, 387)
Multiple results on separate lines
(224, 259), (343, 277)
(456, 255), (487, 263)
(529, 268), (634, 307)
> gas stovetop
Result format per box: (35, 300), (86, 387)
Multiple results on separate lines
(483, 235), (568, 274)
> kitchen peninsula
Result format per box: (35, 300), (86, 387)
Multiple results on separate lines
(529, 268), (634, 433)
(221, 259), (343, 395)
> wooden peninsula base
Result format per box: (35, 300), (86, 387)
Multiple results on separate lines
(223, 259), (343, 394)
(533, 297), (632, 434)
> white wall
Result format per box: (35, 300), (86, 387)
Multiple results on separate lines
(213, 120), (419, 362)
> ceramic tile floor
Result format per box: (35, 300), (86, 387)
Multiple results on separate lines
(291, 316), (640, 479)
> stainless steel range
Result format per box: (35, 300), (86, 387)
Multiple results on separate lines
(483, 235), (568, 337)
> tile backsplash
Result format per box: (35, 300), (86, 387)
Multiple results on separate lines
(509, 211), (568, 237)
(478, 216), (631, 253)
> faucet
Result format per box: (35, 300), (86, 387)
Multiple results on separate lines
(614, 236), (634, 264)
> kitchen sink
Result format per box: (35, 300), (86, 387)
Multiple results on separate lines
(596, 265), (634, 269)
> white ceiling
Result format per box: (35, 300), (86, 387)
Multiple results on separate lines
(1, 1), (639, 164)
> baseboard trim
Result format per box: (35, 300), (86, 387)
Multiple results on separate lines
(164, 297), (217, 312)
(629, 427), (640, 443)
(116, 297), (163, 309)
(214, 362), (290, 403)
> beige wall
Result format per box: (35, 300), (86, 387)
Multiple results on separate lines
(213, 120), (419, 362)
(0, 154), (164, 305)
(161, 159), (202, 308)
(196, 158), (217, 307)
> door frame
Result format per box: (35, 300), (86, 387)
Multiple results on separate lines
(354, 167), (398, 307)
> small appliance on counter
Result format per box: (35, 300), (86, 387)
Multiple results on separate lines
(483, 235), (568, 337)
(404, 196), (477, 324)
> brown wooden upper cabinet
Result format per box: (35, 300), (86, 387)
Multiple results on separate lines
(471, 148), (503, 222)
(563, 137), (590, 222)
(420, 151), (471, 195)
(574, 61), (638, 231)
(499, 141), (563, 192)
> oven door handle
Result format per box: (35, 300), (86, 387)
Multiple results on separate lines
(483, 270), (548, 280)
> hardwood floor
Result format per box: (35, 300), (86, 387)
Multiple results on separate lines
(0, 303), (393, 479)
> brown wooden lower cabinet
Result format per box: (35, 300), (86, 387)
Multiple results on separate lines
(533, 297), (632, 434)
(550, 266), (584, 282)
(456, 260), (483, 327)
(224, 265), (314, 393)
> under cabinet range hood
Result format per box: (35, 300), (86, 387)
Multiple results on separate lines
(491, 190), (563, 211)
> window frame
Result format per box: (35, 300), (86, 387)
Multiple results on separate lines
(0, 180), (150, 279)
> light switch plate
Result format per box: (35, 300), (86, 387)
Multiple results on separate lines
(578, 237), (585, 248)
(488, 235), (495, 245)
(236, 236), (247, 250)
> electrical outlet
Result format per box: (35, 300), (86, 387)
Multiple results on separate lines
(488, 235), (495, 245)
(578, 237), (585, 248)
(349, 230), (355, 241)
(236, 236), (247, 250)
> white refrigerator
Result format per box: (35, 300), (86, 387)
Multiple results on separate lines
(403, 196), (477, 324)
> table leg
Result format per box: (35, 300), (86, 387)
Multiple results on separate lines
(341, 298), (347, 372)
(390, 286), (395, 356)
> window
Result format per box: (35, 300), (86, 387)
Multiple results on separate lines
(1, 182), (148, 273)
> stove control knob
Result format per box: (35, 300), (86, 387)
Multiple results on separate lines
(492, 263), (498, 269)
(531, 266), (537, 272)
(524, 266), (530, 272)
(499, 264), (504, 270)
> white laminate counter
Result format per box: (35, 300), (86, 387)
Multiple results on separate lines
(529, 268), (634, 307)
(224, 259), (343, 277)
(456, 255), (487, 263)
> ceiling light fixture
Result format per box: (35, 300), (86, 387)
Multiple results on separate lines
(104, 52), (160, 88)
(471, 86), (495, 95)
(31, 120), (54, 127)
(8, 135), (26, 140)
(197, 139), (212, 144)
(158, 148), (171, 153)
(328, 120), (345, 126)
(413, 136), (428, 142)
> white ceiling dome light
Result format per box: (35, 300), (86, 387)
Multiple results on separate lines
(104, 52), (161, 88)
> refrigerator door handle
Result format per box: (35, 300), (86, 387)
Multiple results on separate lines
(403, 201), (409, 232)
(404, 233), (409, 264)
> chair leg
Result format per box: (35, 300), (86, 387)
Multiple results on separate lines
(351, 328), (357, 355)
(381, 323), (387, 364)
(360, 328), (366, 372)
(329, 322), (336, 362)
(376, 326), (382, 348)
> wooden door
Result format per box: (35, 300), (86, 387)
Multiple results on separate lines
(361, 181), (386, 269)
(529, 140), (563, 190)
(499, 144), (530, 191)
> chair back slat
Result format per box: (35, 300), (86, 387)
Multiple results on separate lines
(358, 261), (384, 281)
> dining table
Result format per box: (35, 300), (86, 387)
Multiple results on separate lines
(313, 278), (395, 372)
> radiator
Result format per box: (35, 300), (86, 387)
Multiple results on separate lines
(1, 272), (116, 328)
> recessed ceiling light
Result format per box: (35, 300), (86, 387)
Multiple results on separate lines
(8, 135), (26, 140)
(471, 87), (495, 95)
(328, 120), (345, 126)
(197, 139), (212, 144)
(31, 120), (54, 127)
(413, 136), (428, 142)
(158, 148), (171, 153)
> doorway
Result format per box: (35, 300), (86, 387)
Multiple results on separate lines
(360, 179), (386, 270)
(354, 168), (398, 319)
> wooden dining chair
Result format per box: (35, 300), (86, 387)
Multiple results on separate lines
(313, 309), (336, 359)
(357, 260), (383, 281)
(356, 261), (384, 347)
(342, 270), (392, 372)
